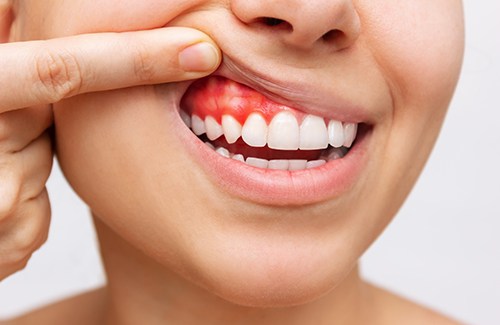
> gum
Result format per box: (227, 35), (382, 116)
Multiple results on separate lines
(180, 76), (309, 125)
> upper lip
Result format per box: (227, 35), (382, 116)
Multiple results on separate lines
(207, 54), (376, 125)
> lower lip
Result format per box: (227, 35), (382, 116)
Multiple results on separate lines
(175, 108), (372, 206)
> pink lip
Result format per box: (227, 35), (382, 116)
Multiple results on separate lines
(176, 120), (371, 206)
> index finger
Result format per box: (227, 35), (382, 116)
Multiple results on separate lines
(0, 27), (221, 112)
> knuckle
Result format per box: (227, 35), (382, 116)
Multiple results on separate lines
(0, 234), (31, 270)
(32, 224), (50, 252)
(33, 49), (84, 103)
(0, 166), (21, 220)
(0, 195), (49, 278)
(1, 250), (27, 267)
(13, 230), (41, 257)
(11, 229), (36, 255)
(8, 207), (50, 256)
(21, 141), (54, 201)
(1, 252), (31, 276)
(15, 255), (31, 272)
(132, 42), (157, 82)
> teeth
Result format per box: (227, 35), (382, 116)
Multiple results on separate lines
(204, 141), (215, 150)
(299, 115), (329, 150)
(221, 115), (242, 144)
(343, 123), (357, 148)
(180, 110), (191, 128)
(192, 115), (206, 136)
(268, 111), (300, 150)
(215, 147), (230, 158)
(246, 157), (269, 168)
(241, 113), (267, 147)
(288, 159), (307, 171)
(306, 160), (326, 169)
(328, 120), (344, 148)
(205, 116), (223, 141)
(188, 110), (359, 155)
(268, 159), (289, 170)
(204, 145), (344, 171)
(232, 154), (245, 162)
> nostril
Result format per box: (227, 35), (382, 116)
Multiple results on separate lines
(255, 17), (293, 31)
(322, 29), (344, 43)
(262, 17), (284, 27)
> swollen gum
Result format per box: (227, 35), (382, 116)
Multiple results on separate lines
(180, 76), (310, 125)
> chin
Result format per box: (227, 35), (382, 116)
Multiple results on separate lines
(179, 227), (358, 308)
(202, 266), (349, 308)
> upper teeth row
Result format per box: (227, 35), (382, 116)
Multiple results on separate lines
(180, 110), (358, 150)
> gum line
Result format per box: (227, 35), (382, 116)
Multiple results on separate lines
(181, 76), (311, 125)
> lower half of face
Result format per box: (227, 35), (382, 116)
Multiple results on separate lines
(17, 0), (464, 306)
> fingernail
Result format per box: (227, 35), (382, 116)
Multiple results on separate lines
(179, 42), (219, 72)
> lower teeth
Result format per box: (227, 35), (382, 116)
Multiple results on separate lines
(205, 141), (347, 171)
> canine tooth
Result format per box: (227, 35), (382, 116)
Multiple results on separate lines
(232, 154), (245, 162)
(192, 115), (206, 135)
(268, 160), (289, 170)
(222, 115), (242, 144)
(205, 116), (223, 140)
(328, 120), (344, 148)
(268, 111), (300, 150)
(246, 157), (269, 168)
(180, 110), (191, 128)
(204, 142), (215, 150)
(343, 123), (358, 147)
(215, 147), (230, 158)
(299, 115), (329, 150)
(288, 160), (307, 170)
(306, 160), (326, 169)
(242, 113), (267, 147)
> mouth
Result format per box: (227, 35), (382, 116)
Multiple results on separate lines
(176, 75), (373, 205)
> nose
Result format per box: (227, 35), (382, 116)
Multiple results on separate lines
(230, 0), (361, 51)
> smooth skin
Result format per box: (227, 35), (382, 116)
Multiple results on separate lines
(1, 0), (464, 324)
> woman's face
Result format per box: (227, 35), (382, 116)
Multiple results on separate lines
(12, 0), (464, 306)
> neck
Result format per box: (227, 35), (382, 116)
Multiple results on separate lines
(94, 217), (375, 325)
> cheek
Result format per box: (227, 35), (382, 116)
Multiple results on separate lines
(18, 0), (204, 38)
(53, 87), (209, 273)
(350, 0), (464, 225)
(360, 0), (464, 165)
(54, 88), (191, 215)
(360, 0), (464, 109)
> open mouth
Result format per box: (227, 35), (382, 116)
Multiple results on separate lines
(179, 76), (364, 171)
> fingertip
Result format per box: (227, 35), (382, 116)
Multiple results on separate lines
(178, 41), (221, 73)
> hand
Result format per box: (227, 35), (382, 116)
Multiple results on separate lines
(0, 22), (221, 280)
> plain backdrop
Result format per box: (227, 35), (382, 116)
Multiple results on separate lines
(1, 1), (499, 324)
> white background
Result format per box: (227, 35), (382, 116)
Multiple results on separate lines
(1, 1), (499, 323)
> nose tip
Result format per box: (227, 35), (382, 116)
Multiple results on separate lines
(231, 0), (361, 51)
